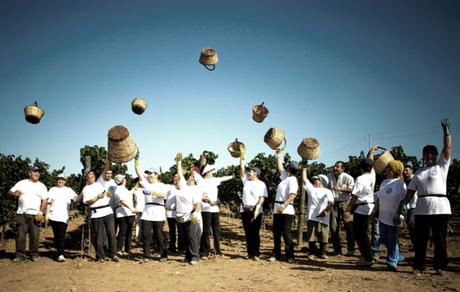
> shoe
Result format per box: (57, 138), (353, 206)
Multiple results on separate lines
(142, 258), (150, 263)
(331, 250), (341, 256)
(307, 254), (316, 261)
(253, 256), (260, 261)
(346, 250), (355, 257)
(200, 256), (208, 261)
(388, 266), (398, 272)
(190, 260), (198, 266)
(57, 255), (66, 262)
(287, 258), (295, 264)
(96, 258), (105, 263)
(372, 254), (380, 261)
(413, 269), (421, 276)
(356, 259), (373, 267)
(112, 256), (120, 262)
(319, 254), (328, 260)
(435, 269), (445, 276)
(30, 256), (39, 262)
(397, 255), (405, 262)
(159, 257), (168, 262)
(12, 257), (25, 263)
(268, 256), (276, 262)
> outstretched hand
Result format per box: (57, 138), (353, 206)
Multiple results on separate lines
(176, 152), (183, 162)
(239, 144), (246, 160)
(441, 117), (451, 136)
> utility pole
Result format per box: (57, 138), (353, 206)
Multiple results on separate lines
(367, 134), (373, 150)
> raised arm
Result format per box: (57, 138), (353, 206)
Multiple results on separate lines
(275, 149), (285, 173)
(239, 144), (246, 178)
(134, 149), (142, 179)
(101, 159), (111, 178)
(367, 145), (380, 160)
(218, 175), (234, 184)
(176, 153), (184, 178)
(441, 118), (452, 160)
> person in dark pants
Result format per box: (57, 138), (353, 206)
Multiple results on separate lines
(344, 147), (377, 267)
(82, 168), (119, 262)
(403, 165), (417, 251)
(9, 166), (48, 262)
(269, 149), (299, 263)
(166, 173), (186, 254)
(45, 173), (78, 262)
(398, 118), (452, 276)
(238, 145), (268, 260)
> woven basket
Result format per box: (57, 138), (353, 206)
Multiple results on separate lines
(252, 102), (269, 123)
(107, 125), (138, 164)
(131, 97), (148, 115)
(297, 137), (320, 160)
(264, 128), (286, 150)
(24, 101), (44, 124)
(227, 139), (245, 158)
(374, 150), (394, 174)
(199, 48), (218, 71)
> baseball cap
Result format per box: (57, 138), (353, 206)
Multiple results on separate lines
(144, 167), (159, 174)
(361, 157), (374, 167)
(83, 168), (96, 178)
(56, 173), (67, 180)
(249, 166), (261, 176)
(114, 174), (125, 184)
(30, 166), (40, 172)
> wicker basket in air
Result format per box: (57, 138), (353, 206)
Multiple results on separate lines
(227, 139), (245, 158)
(264, 128), (286, 150)
(297, 137), (320, 160)
(108, 125), (138, 164)
(24, 101), (45, 124)
(374, 150), (394, 174)
(199, 48), (218, 71)
(252, 102), (269, 123)
(131, 97), (148, 115)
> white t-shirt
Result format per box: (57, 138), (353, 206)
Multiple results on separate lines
(240, 176), (268, 212)
(303, 180), (334, 225)
(140, 178), (168, 222)
(405, 175), (418, 209)
(408, 154), (451, 215)
(114, 185), (135, 218)
(82, 182), (113, 219)
(273, 171), (298, 215)
(10, 179), (48, 215)
(166, 184), (180, 218)
(196, 176), (221, 213)
(327, 172), (355, 202)
(375, 179), (407, 226)
(176, 182), (203, 222)
(47, 186), (78, 223)
(97, 176), (117, 209)
(351, 169), (376, 215)
(133, 187), (145, 213)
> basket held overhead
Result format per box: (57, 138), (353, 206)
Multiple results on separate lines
(108, 125), (138, 164)
(373, 148), (394, 174)
(131, 97), (148, 115)
(264, 128), (286, 150)
(297, 137), (320, 160)
(199, 48), (218, 71)
(24, 101), (45, 124)
(227, 138), (245, 158)
(252, 102), (269, 123)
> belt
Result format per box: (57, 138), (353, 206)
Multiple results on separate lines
(243, 205), (255, 212)
(418, 194), (446, 198)
(275, 200), (291, 205)
(350, 202), (374, 214)
(146, 202), (165, 207)
(91, 204), (110, 213)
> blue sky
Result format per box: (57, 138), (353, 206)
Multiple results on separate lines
(1, 0), (459, 176)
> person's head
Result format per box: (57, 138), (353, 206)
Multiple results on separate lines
(333, 161), (345, 176)
(201, 164), (215, 179)
(84, 168), (97, 184)
(312, 174), (329, 188)
(104, 169), (113, 181)
(422, 145), (438, 167)
(114, 174), (126, 186)
(247, 166), (261, 180)
(144, 168), (160, 183)
(29, 166), (40, 182)
(359, 157), (374, 173)
(403, 165), (413, 179)
(172, 173), (180, 186)
(56, 173), (67, 187)
(185, 172), (196, 186)
(385, 160), (404, 180)
(285, 162), (300, 176)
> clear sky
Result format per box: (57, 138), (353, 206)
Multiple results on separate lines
(1, 0), (459, 176)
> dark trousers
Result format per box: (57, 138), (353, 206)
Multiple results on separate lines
(406, 208), (416, 247)
(330, 202), (355, 253)
(49, 220), (68, 256)
(272, 214), (295, 259)
(15, 214), (40, 258)
(116, 216), (135, 253)
(414, 214), (450, 271)
(371, 217), (381, 256)
(241, 211), (262, 257)
(142, 220), (167, 258)
(179, 221), (201, 261)
(309, 241), (327, 256)
(167, 217), (186, 253)
(91, 214), (117, 260)
(200, 212), (221, 257)
(353, 213), (372, 262)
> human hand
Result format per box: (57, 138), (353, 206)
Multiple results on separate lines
(239, 144), (246, 161)
(13, 190), (22, 197)
(275, 148), (282, 157)
(35, 211), (44, 223)
(176, 153), (183, 162)
(441, 117), (451, 136)
(252, 204), (262, 221)
(191, 212), (200, 224)
(369, 145), (380, 153)
(343, 211), (351, 221)
(277, 203), (286, 214)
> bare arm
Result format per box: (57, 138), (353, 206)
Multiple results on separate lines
(275, 149), (284, 173)
(218, 175), (234, 184)
(345, 195), (358, 213)
(367, 145), (380, 160)
(441, 118), (452, 160)
(176, 153), (184, 178)
(239, 157), (245, 178)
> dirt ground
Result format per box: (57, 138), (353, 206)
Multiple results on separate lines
(1, 211), (459, 292)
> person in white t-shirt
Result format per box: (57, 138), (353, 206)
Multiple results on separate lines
(131, 177), (145, 243)
(134, 152), (169, 262)
(398, 118), (452, 276)
(238, 146), (268, 261)
(371, 160), (406, 271)
(97, 160), (117, 210)
(113, 174), (137, 258)
(165, 172), (186, 254)
(403, 164), (417, 251)
(82, 168), (119, 262)
(269, 149), (299, 263)
(8, 166), (48, 262)
(192, 159), (234, 259)
(302, 168), (334, 260)
(45, 173), (78, 262)
(344, 147), (377, 267)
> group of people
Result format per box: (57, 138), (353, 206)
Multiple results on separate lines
(8, 118), (455, 275)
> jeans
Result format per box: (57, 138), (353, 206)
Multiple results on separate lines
(406, 208), (416, 248)
(200, 212), (221, 257)
(178, 221), (201, 262)
(91, 214), (117, 260)
(142, 220), (167, 258)
(116, 215), (135, 253)
(353, 213), (372, 262)
(414, 214), (450, 271)
(15, 214), (40, 258)
(371, 218), (381, 257)
(272, 214), (295, 259)
(49, 220), (68, 257)
(241, 211), (263, 257)
(330, 201), (355, 253)
(379, 222), (400, 268)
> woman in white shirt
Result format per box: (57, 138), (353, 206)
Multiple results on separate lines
(269, 149), (299, 263)
(45, 173), (78, 262)
(371, 160), (406, 271)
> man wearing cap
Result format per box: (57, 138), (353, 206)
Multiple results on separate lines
(327, 161), (355, 256)
(302, 169), (334, 259)
(269, 149), (299, 263)
(192, 159), (234, 259)
(134, 153), (169, 262)
(238, 146), (268, 261)
(8, 166), (48, 262)
(97, 160), (117, 210)
(45, 173), (78, 262)
(82, 168), (119, 262)
(344, 147), (377, 267)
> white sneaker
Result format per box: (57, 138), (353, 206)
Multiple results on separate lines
(57, 255), (65, 262)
